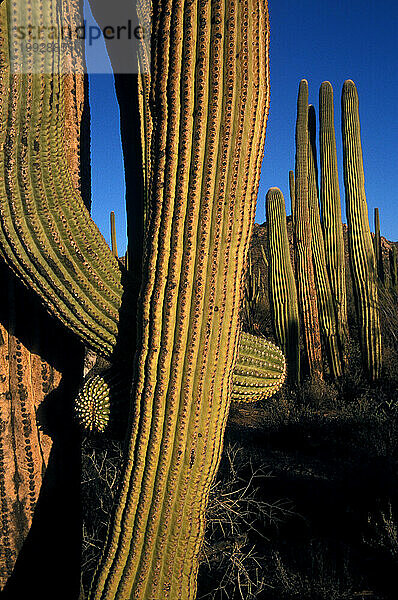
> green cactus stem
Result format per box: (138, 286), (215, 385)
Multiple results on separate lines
(266, 187), (300, 382)
(294, 80), (322, 378)
(319, 81), (348, 353)
(231, 333), (286, 402)
(75, 333), (286, 435)
(289, 169), (295, 220)
(0, 1), (124, 358)
(89, 0), (270, 599)
(110, 211), (119, 259)
(341, 80), (382, 380)
(307, 105), (342, 378)
(374, 207), (384, 283)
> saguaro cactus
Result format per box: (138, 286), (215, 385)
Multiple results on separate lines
(307, 105), (342, 377)
(89, 1), (270, 597)
(0, 0), (87, 591)
(266, 187), (300, 382)
(1, 1), (270, 598)
(319, 81), (348, 351)
(374, 207), (384, 283)
(341, 80), (382, 380)
(289, 169), (295, 220)
(294, 80), (322, 378)
(75, 333), (286, 434)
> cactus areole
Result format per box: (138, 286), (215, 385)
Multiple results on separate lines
(0, 0), (270, 598)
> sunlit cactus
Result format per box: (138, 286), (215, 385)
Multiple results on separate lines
(307, 105), (342, 378)
(294, 80), (322, 378)
(0, 0), (270, 597)
(110, 211), (119, 259)
(88, 0), (271, 598)
(341, 80), (382, 380)
(231, 332), (286, 401)
(319, 81), (348, 353)
(266, 187), (300, 382)
(289, 169), (295, 220)
(75, 333), (286, 435)
(374, 207), (384, 283)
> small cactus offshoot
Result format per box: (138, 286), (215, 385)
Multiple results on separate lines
(74, 370), (130, 433)
(231, 332), (286, 402)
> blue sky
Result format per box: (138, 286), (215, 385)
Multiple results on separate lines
(85, 0), (398, 254)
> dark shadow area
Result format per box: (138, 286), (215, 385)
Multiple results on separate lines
(0, 261), (84, 600)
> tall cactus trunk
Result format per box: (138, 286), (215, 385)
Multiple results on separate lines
(266, 187), (300, 382)
(89, 0), (270, 598)
(307, 105), (342, 378)
(319, 81), (348, 357)
(294, 80), (322, 378)
(341, 80), (382, 381)
(374, 207), (384, 283)
(289, 169), (295, 221)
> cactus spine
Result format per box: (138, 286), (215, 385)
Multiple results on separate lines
(89, 1), (270, 599)
(266, 187), (300, 382)
(294, 80), (322, 378)
(374, 207), (384, 283)
(307, 105), (342, 377)
(341, 80), (382, 380)
(319, 81), (348, 352)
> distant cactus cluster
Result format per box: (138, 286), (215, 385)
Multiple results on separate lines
(265, 79), (384, 382)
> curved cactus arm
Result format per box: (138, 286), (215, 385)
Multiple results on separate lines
(341, 80), (382, 380)
(294, 80), (322, 378)
(319, 81), (348, 351)
(0, 0), (124, 358)
(266, 187), (300, 382)
(308, 105), (342, 378)
(88, 0), (270, 598)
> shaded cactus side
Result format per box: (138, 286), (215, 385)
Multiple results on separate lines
(307, 105), (342, 378)
(390, 245), (398, 293)
(294, 80), (322, 378)
(319, 81), (348, 353)
(266, 187), (300, 382)
(341, 80), (382, 380)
